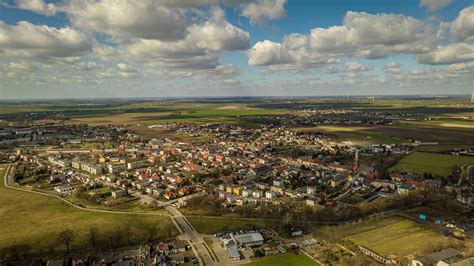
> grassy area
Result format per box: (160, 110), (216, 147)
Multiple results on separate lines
(344, 217), (452, 257)
(389, 152), (474, 177)
(245, 253), (319, 266)
(309, 125), (404, 144)
(414, 144), (474, 152)
(186, 216), (267, 234)
(0, 164), (178, 254)
(67, 103), (285, 127)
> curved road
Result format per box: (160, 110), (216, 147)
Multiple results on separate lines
(2, 163), (211, 265)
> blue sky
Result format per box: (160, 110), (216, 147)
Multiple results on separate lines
(0, 0), (473, 99)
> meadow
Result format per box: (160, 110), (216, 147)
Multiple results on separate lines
(344, 218), (453, 257)
(0, 165), (178, 254)
(389, 152), (474, 177)
(186, 216), (267, 234)
(245, 253), (320, 266)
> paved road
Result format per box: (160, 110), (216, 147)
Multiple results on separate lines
(166, 205), (216, 266)
(2, 163), (170, 217)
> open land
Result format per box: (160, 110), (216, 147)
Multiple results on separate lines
(389, 152), (474, 177)
(0, 164), (178, 253)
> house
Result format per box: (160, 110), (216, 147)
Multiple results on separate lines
(252, 190), (264, 198)
(265, 191), (276, 200)
(411, 248), (460, 266)
(50, 174), (67, 183)
(398, 183), (414, 194)
(54, 184), (73, 194)
(307, 186), (317, 195)
(112, 190), (127, 198)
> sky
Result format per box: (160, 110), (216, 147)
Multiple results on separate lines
(0, 0), (474, 99)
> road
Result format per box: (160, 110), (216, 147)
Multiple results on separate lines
(166, 205), (217, 266)
(2, 163), (171, 217)
(2, 163), (214, 265)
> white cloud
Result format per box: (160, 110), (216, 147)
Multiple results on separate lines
(420, 0), (452, 11)
(65, 0), (187, 41)
(0, 21), (91, 59)
(242, 0), (286, 24)
(451, 6), (474, 41)
(248, 40), (289, 66)
(249, 11), (435, 69)
(344, 61), (372, 72)
(417, 43), (474, 65)
(16, 0), (57, 16)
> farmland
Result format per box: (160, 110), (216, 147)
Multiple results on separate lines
(245, 253), (320, 266)
(0, 164), (178, 254)
(389, 152), (474, 177)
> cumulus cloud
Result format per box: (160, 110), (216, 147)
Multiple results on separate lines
(451, 6), (474, 41)
(417, 43), (474, 65)
(16, 0), (57, 16)
(65, 0), (187, 41)
(242, 0), (287, 24)
(248, 11), (435, 69)
(0, 21), (92, 59)
(115, 7), (249, 70)
(344, 61), (372, 72)
(420, 0), (452, 11)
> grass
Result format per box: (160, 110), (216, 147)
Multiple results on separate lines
(414, 144), (474, 152)
(309, 125), (404, 144)
(245, 253), (320, 266)
(186, 216), (267, 234)
(389, 152), (474, 177)
(203, 237), (219, 262)
(344, 217), (452, 257)
(0, 164), (178, 254)
(67, 103), (285, 127)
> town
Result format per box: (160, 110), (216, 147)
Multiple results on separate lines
(0, 100), (473, 265)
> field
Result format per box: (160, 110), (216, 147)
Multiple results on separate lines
(245, 253), (320, 266)
(343, 217), (454, 257)
(389, 152), (474, 177)
(65, 103), (285, 127)
(186, 216), (267, 234)
(0, 165), (178, 254)
(298, 125), (404, 144)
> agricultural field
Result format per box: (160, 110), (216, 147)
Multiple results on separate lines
(65, 103), (286, 127)
(0, 164), (178, 254)
(389, 152), (474, 177)
(245, 253), (320, 266)
(299, 125), (404, 144)
(343, 217), (455, 257)
(186, 216), (267, 234)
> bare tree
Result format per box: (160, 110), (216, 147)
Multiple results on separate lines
(87, 227), (99, 248)
(58, 229), (75, 251)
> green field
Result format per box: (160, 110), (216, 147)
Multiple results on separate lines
(305, 125), (403, 144)
(186, 216), (267, 234)
(390, 152), (474, 177)
(0, 165), (178, 254)
(345, 217), (452, 257)
(245, 253), (320, 266)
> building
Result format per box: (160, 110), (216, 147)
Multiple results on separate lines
(112, 190), (127, 198)
(233, 233), (264, 247)
(54, 185), (73, 194)
(265, 191), (276, 200)
(412, 248), (460, 266)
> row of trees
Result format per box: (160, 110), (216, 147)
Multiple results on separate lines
(0, 222), (176, 263)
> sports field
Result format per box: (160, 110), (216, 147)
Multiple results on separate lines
(390, 152), (474, 177)
(0, 165), (178, 253)
(245, 253), (320, 266)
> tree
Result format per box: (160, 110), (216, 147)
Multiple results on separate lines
(87, 227), (99, 248)
(58, 229), (75, 251)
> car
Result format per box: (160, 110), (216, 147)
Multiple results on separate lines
(191, 258), (198, 264)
